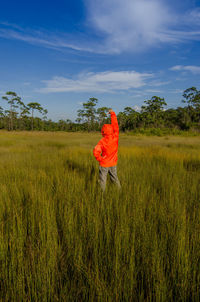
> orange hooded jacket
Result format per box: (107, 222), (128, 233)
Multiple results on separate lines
(93, 111), (119, 167)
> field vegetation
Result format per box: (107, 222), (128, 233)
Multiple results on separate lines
(0, 131), (200, 301)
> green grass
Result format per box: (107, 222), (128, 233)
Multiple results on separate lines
(0, 131), (200, 301)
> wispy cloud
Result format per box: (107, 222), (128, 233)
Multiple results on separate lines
(186, 7), (200, 25)
(145, 89), (163, 94)
(148, 80), (170, 87)
(1, 1), (200, 54)
(170, 88), (184, 94)
(170, 65), (200, 74)
(0, 22), (94, 52)
(39, 71), (153, 93)
(86, 0), (200, 53)
(86, 0), (176, 52)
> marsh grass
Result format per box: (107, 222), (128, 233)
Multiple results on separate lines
(0, 132), (200, 301)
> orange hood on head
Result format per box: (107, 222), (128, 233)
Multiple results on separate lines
(101, 124), (114, 137)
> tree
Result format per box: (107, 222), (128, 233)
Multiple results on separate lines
(164, 108), (179, 128)
(96, 107), (109, 127)
(27, 102), (44, 130)
(0, 106), (4, 116)
(176, 107), (191, 130)
(42, 109), (48, 120)
(117, 111), (127, 131)
(20, 107), (30, 129)
(76, 109), (85, 123)
(76, 97), (98, 131)
(117, 107), (140, 131)
(0, 106), (4, 129)
(2, 91), (19, 130)
(182, 87), (200, 124)
(15, 97), (29, 130)
(124, 107), (140, 129)
(182, 87), (200, 108)
(141, 96), (167, 127)
(42, 109), (48, 131)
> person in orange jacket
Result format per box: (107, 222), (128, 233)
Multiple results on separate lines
(93, 109), (121, 192)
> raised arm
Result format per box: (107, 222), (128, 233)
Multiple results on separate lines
(109, 109), (119, 136)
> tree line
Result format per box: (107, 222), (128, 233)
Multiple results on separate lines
(75, 87), (200, 133)
(0, 87), (200, 132)
(0, 91), (48, 131)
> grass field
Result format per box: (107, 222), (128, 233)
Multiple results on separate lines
(0, 131), (200, 301)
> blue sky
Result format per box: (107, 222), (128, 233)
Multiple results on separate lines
(0, 0), (200, 121)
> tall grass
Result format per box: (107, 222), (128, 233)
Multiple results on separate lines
(0, 131), (199, 301)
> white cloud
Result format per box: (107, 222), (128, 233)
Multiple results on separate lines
(148, 80), (170, 87)
(133, 105), (141, 112)
(170, 88), (183, 94)
(170, 65), (200, 74)
(39, 71), (153, 93)
(186, 8), (200, 25)
(86, 0), (200, 53)
(145, 89), (163, 93)
(1, 1), (200, 54)
(86, 0), (176, 53)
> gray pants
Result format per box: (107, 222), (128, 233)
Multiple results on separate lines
(99, 165), (121, 192)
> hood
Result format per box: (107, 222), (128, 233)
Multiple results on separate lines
(101, 124), (114, 137)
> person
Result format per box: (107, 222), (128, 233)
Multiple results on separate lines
(93, 109), (121, 192)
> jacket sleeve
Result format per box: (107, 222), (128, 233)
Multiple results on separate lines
(93, 140), (103, 162)
(111, 111), (119, 136)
